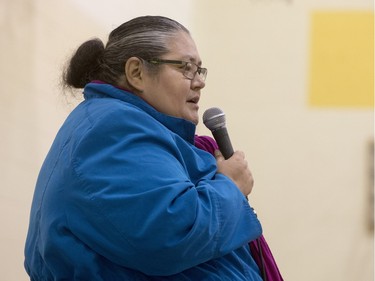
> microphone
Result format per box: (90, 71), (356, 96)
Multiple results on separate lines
(203, 107), (234, 159)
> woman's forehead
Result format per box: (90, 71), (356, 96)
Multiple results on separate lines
(165, 32), (202, 64)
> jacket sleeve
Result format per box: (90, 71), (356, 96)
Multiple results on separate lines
(65, 104), (262, 276)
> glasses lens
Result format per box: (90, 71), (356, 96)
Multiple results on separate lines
(183, 63), (195, 79)
(183, 63), (207, 81)
(199, 68), (207, 81)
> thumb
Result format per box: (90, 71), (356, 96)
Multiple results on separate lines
(214, 149), (225, 161)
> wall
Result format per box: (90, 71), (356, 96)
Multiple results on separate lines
(1, 0), (373, 280)
(192, 0), (374, 281)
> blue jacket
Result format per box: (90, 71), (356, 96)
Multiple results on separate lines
(24, 82), (263, 280)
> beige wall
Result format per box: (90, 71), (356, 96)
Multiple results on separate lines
(1, 0), (373, 280)
(193, 1), (374, 281)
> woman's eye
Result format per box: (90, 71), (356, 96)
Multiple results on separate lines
(184, 63), (194, 72)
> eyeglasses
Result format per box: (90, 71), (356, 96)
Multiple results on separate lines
(145, 58), (207, 81)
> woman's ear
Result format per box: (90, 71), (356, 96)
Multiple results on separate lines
(125, 57), (145, 92)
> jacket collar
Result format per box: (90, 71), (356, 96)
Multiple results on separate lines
(83, 82), (196, 144)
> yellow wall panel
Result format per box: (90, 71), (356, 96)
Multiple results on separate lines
(309, 11), (374, 108)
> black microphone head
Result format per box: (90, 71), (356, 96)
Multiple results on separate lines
(203, 107), (226, 131)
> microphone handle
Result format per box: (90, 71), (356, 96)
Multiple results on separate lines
(212, 127), (234, 160)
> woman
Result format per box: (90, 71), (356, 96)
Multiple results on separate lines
(24, 16), (263, 280)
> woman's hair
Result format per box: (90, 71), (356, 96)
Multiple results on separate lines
(62, 16), (189, 90)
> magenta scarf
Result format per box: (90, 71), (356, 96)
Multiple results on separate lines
(194, 135), (284, 281)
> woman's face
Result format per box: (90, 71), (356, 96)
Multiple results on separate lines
(141, 31), (206, 125)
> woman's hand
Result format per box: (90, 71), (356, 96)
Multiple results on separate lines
(214, 150), (254, 197)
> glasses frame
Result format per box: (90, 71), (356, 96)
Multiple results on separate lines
(145, 58), (207, 81)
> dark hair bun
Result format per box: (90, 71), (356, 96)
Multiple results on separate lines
(63, 38), (104, 89)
